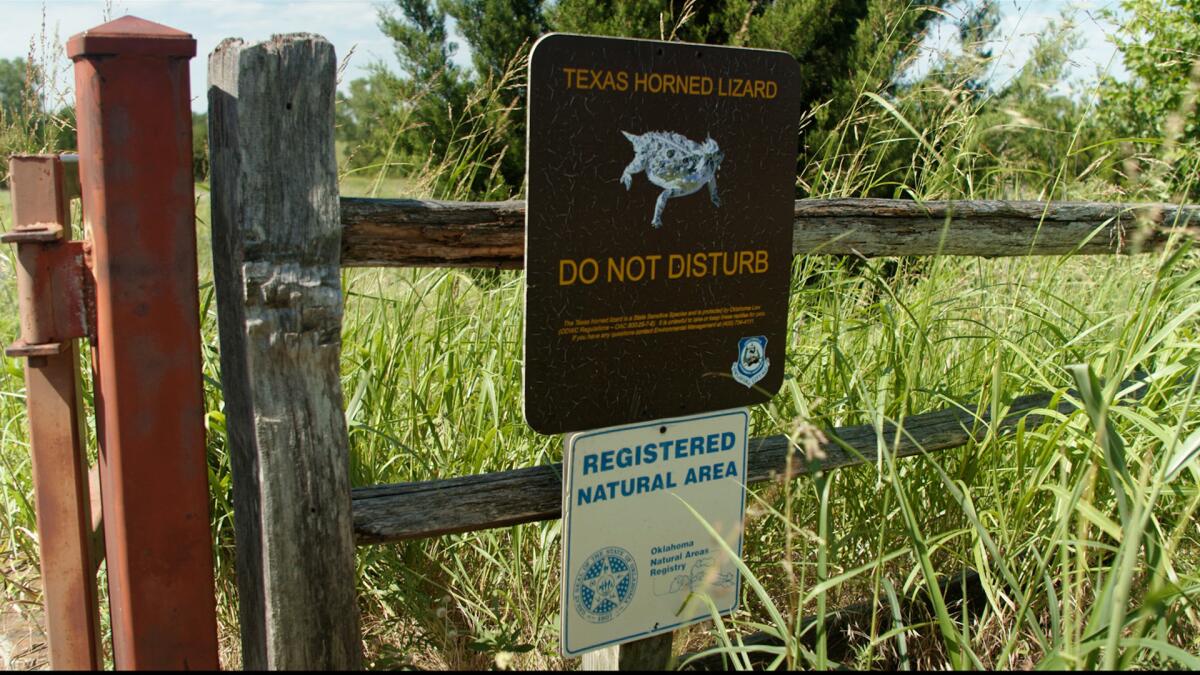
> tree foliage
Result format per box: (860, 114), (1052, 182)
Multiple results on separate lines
(884, 6), (1118, 200)
(0, 56), (76, 184)
(337, 0), (951, 197)
(1099, 0), (1200, 198)
(336, 0), (529, 192)
(446, 0), (547, 84)
(0, 58), (29, 118)
(193, 113), (210, 182)
(337, 0), (1185, 202)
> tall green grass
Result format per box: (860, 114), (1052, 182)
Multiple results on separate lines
(2, 5), (1198, 671)
(315, 222), (1197, 669)
(314, 16), (1198, 668)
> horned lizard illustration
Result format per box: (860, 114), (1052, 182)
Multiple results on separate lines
(620, 131), (724, 228)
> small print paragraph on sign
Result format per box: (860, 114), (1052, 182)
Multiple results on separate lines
(557, 305), (766, 342)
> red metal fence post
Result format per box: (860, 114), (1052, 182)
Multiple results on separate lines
(3, 155), (103, 670)
(67, 16), (219, 669)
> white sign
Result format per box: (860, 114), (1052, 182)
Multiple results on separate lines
(560, 409), (749, 657)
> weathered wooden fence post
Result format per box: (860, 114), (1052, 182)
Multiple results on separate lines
(581, 633), (675, 670)
(208, 35), (361, 669)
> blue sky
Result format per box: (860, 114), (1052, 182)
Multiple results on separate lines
(0, 0), (1129, 113)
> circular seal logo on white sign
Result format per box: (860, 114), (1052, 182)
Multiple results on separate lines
(574, 546), (638, 623)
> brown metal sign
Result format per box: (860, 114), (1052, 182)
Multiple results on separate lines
(524, 34), (801, 434)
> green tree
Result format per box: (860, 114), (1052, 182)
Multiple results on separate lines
(546, 0), (950, 187)
(0, 58), (29, 117)
(193, 112), (209, 181)
(442, 0), (547, 186)
(337, 0), (471, 183)
(972, 13), (1113, 198)
(336, 68), (409, 175)
(338, 0), (954, 197)
(890, 6), (1113, 199)
(0, 57), (76, 184)
(445, 0), (547, 83)
(1099, 0), (1200, 198)
(546, 0), (735, 43)
(739, 0), (942, 144)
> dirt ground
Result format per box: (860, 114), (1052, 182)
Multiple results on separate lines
(0, 600), (46, 670)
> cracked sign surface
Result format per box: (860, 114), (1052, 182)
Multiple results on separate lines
(524, 33), (801, 434)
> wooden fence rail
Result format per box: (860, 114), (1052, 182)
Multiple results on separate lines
(340, 197), (1200, 268)
(352, 383), (1115, 543)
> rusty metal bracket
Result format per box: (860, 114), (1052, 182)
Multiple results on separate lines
(5, 340), (66, 359)
(5, 157), (93, 360)
(1, 222), (64, 244)
(5, 238), (92, 358)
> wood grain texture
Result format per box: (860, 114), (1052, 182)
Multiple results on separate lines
(209, 35), (361, 670)
(617, 632), (675, 670)
(581, 645), (619, 670)
(352, 386), (1085, 543)
(340, 197), (525, 268)
(339, 197), (1200, 267)
(577, 632), (675, 671)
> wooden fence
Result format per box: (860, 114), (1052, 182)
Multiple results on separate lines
(206, 34), (1198, 670)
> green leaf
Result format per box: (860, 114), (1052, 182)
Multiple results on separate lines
(1068, 363), (1132, 523)
(1165, 426), (1200, 483)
